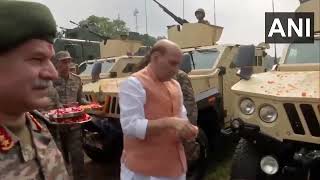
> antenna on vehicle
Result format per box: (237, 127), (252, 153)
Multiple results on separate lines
(272, 0), (278, 64)
(213, 0), (217, 25)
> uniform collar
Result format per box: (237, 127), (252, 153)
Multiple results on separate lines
(0, 113), (43, 153)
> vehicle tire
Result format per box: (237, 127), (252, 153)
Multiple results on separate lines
(82, 119), (123, 163)
(231, 138), (266, 180)
(187, 128), (209, 180)
(198, 108), (220, 149)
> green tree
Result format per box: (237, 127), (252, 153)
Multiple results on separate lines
(128, 32), (157, 46)
(79, 15), (158, 46)
(141, 34), (157, 46)
(79, 15), (129, 38)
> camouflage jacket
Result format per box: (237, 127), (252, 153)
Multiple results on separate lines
(53, 73), (87, 106)
(175, 70), (198, 125)
(0, 113), (69, 180)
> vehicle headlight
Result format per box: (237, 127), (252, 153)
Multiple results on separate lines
(260, 156), (279, 175)
(239, 98), (255, 115)
(259, 105), (278, 123)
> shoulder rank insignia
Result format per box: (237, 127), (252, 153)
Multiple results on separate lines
(26, 112), (43, 132)
(0, 126), (14, 152)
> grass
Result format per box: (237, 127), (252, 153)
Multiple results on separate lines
(205, 157), (232, 180)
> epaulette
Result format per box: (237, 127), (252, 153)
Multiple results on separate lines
(26, 112), (43, 132)
(0, 126), (14, 152)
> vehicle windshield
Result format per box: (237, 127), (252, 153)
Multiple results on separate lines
(80, 60), (115, 76)
(191, 49), (220, 69)
(285, 40), (320, 64)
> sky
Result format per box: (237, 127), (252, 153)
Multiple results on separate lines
(28, 0), (300, 57)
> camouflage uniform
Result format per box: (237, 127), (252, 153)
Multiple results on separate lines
(175, 70), (198, 125)
(69, 63), (78, 75)
(53, 73), (86, 106)
(47, 85), (62, 110)
(174, 70), (200, 162)
(38, 83), (63, 157)
(0, 1), (68, 179)
(53, 73), (86, 180)
(0, 113), (69, 180)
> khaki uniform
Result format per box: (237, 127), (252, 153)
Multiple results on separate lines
(53, 73), (86, 180)
(53, 73), (85, 105)
(0, 113), (69, 180)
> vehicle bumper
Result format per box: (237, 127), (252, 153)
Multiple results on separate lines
(230, 118), (320, 174)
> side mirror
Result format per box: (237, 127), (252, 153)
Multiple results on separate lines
(180, 54), (192, 73)
(236, 66), (253, 80)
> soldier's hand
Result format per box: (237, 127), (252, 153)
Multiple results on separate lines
(169, 117), (198, 141)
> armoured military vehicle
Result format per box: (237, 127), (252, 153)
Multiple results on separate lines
(81, 2), (270, 180)
(230, 0), (320, 179)
(78, 55), (145, 84)
(82, 0), (269, 138)
(54, 22), (145, 64)
(81, 29), (269, 179)
(151, 0), (269, 145)
(55, 37), (144, 64)
(80, 1), (271, 179)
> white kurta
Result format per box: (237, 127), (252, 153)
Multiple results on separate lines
(119, 77), (188, 180)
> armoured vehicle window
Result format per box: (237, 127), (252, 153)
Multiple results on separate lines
(101, 61), (115, 73)
(192, 49), (220, 69)
(285, 40), (320, 64)
(122, 63), (136, 73)
(232, 45), (255, 67)
(79, 60), (115, 76)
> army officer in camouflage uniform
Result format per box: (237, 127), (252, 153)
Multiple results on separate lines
(53, 51), (87, 106)
(53, 51), (88, 180)
(0, 1), (69, 179)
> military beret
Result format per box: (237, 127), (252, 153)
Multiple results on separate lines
(0, 0), (57, 53)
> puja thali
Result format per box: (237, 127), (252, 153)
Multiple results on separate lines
(45, 103), (102, 125)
